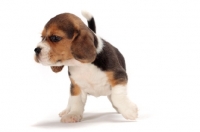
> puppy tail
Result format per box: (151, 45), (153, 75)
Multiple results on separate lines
(81, 10), (96, 33)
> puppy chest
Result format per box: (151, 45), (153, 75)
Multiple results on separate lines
(69, 64), (111, 96)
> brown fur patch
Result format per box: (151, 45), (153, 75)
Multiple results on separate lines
(41, 25), (75, 64)
(71, 30), (96, 63)
(106, 71), (127, 87)
(41, 13), (97, 64)
(45, 13), (80, 39)
(51, 66), (64, 73)
(70, 78), (81, 96)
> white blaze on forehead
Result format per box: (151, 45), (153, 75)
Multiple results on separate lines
(37, 41), (50, 50)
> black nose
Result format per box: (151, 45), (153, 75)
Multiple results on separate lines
(34, 47), (41, 55)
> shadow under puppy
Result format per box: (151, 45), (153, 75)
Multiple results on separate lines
(34, 11), (138, 123)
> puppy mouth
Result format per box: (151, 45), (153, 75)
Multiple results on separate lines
(56, 60), (62, 63)
(34, 55), (40, 63)
(34, 54), (52, 66)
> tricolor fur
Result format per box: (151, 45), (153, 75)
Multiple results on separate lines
(34, 11), (138, 123)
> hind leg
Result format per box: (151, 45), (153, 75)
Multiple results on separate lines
(110, 85), (138, 120)
(107, 95), (119, 113)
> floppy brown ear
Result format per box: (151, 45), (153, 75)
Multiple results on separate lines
(51, 66), (64, 73)
(71, 30), (96, 63)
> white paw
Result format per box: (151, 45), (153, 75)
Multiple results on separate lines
(119, 102), (138, 120)
(60, 114), (82, 123)
(59, 109), (70, 117)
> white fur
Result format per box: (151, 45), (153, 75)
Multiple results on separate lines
(37, 40), (137, 122)
(60, 91), (87, 123)
(96, 35), (104, 53)
(35, 12), (138, 122)
(66, 64), (138, 121)
(37, 41), (51, 66)
(61, 59), (83, 66)
(81, 10), (93, 20)
(111, 85), (138, 120)
(69, 63), (111, 97)
(36, 41), (84, 66)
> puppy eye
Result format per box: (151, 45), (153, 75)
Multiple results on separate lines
(49, 35), (62, 42)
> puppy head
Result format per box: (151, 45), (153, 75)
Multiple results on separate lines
(34, 13), (97, 72)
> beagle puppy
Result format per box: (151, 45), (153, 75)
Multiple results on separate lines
(34, 11), (138, 123)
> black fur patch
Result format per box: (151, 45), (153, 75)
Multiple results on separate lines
(114, 70), (128, 83)
(86, 15), (97, 48)
(92, 39), (128, 82)
(88, 17), (96, 33)
(92, 39), (126, 70)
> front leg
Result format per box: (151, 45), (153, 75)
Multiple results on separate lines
(111, 85), (138, 120)
(59, 96), (71, 117)
(60, 79), (87, 123)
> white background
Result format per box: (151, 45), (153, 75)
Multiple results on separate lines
(0, 0), (200, 131)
